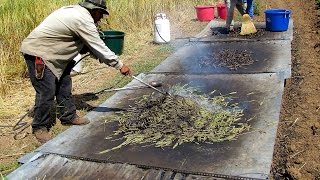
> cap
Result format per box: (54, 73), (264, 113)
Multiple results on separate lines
(79, 0), (109, 15)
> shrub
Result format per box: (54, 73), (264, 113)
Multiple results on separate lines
(254, 0), (260, 16)
(316, 0), (320, 8)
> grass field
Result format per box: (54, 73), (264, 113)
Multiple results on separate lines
(0, 0), (217, 98)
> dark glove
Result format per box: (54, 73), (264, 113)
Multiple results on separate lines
(79, 45), (90, 54)
(120, 64), (132, 76)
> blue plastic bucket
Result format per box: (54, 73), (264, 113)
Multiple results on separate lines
(264, 9), (291, 32)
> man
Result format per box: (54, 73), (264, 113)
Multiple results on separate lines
(224, 0), (246, 31)
(20, 0), (132, 143)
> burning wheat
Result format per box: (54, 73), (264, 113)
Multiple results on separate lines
(100, 85), (250, 153)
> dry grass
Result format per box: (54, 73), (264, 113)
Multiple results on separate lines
(0, 45), (8, 100)
(0, 2), (211, 128)
(0, 0), (217, 97)
(0, 0), (212, 120)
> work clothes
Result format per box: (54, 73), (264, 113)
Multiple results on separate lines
(224, 0), (245, 30)
(24, 54), (77, 131)
(244, 0), (254, 18)
(20, 5), (122, 79)
(33, 127), (52, 144)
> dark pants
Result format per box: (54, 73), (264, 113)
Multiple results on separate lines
(243, 0), (254, 18)
(24, 54), (77, 131)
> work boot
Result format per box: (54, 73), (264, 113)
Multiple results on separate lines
(33, 128), (52, 144)
(62, 116), (90, 126)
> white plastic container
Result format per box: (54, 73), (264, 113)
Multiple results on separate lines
(72, 54), (82, 73)
(154, 13), (170, 44)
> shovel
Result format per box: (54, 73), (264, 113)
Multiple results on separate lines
(240, 14), (257, 35)
(132, 75), (170, 96)
(101, 81), (162, 93)
(94, 81), (162, 94)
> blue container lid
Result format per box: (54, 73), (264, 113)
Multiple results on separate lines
(264, 9), (291, 14)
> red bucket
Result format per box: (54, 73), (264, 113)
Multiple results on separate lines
(217, 3), (227, 20)
(195, 6), (215, 22)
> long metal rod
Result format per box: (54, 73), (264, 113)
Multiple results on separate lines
(132, 76), (167, 95)
(102, 86), (149, 92)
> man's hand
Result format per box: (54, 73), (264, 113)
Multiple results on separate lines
(120, 64), (132, 76)
(79, 45), (90, 54)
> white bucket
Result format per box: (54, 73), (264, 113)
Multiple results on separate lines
(154, 13), (170, 44)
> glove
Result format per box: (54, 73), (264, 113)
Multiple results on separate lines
(79, 45), (90, 54)
(120, 64), (132, 76)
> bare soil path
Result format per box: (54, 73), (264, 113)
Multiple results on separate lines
(267, 0), (320, 179)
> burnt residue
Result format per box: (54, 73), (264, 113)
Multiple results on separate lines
(152, 40), (289, 75)
(192, 42), (279, 74)
(211, 27), (229, 35)
(227, 28), (267, 39)
(199, 48), (256, 70)
(211, 27), (269, 40)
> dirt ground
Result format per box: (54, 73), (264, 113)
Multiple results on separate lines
(1, 0), (320, 179)
(268, 0), (320, 179)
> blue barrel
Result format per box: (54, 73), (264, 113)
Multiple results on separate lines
(264, 9), (291, 32)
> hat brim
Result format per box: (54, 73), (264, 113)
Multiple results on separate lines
(79, 2), (109, 15)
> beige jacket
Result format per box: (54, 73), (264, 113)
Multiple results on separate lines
(20, 5), (123, 79)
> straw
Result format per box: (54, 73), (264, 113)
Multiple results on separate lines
(99, 85), (249, 153)
(240, 14), (257, 35)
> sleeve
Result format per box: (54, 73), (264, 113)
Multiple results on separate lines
(76, 19), (123, 70)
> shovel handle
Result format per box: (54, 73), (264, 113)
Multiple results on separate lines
(132, 76), (167, 95)
(103, 86), (146, 92)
